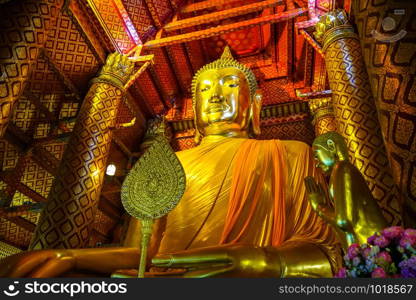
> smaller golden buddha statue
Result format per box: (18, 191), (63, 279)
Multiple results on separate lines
(305, 131), (388, 250)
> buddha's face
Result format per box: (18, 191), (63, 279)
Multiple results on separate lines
(312, 144), (336, 174)
(194, 67), (251, 136)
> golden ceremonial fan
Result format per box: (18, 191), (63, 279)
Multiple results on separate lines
(121, 120), (186, 277)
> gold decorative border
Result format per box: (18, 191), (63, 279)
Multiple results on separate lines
(322, 25), (357, 52)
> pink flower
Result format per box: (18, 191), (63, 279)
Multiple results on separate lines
(374, 235), (390, 248)
(347, 243), (360, 259)
(375, 251), (392, 267)
(404, 229), (416, 239)
(399, 236), (416, 248)
(372, 267), (387, 278)
(352, 256), (361, 266)
(367, 234), (377, 245)
(335, 267), (347, 278)
(382, 226), (404, 239)
(362, 245), (372, 258)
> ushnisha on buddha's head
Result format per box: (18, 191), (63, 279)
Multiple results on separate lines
(192, 46), (262, 143)
(312, 131), (349, 174)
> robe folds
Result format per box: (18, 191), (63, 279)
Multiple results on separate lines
(158, 136), (341, 272)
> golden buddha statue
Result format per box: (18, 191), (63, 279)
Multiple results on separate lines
(0, 48), (341, 278)
(305, 132), (388, 250)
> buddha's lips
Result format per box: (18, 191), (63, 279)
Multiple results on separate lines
(206, 104), (229, 113)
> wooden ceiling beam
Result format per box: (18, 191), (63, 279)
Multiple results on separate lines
(295, 18), (319, 29)
(299, 29), (324, 57)
(112, 133), (133, 158)
(147, 66), (170, 109)
(0, 155), (30, 207)
(4, 124), (61, 177)
(100, 191), (123, 210)
(40, 49), (82, 102)
(2, 216), (36, 233)
(163, 46), (190, 95)
(90, 228), (109, 243)
(161, 48), (184, 95)
(128, 85), (154, 118)
(0, 203), (43, 218)
(165, 0), (282, 32)
(112, 0), (142, 45)
(144, 0), (163, 28)
(0, 172), (48, 203)
(101, 181), (121, 196)
(151, 48), (183, 96)
(27, 100), (73, 136)
(13, 182), (48, 204)
(98, 197), (121, 220)
(24, 91), (57, 123)
(30, 145), (60, 176)
(32, 133), (72, 147)
(4, 124), (32, 152)
(66, 0), (107, 63)
(144, 8), (306, 49)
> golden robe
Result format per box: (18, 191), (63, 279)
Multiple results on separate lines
(158, 136), (340, 273)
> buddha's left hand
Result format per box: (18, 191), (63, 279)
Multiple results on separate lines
(304, 176), (327, 212)
(151, 244), (281, 278)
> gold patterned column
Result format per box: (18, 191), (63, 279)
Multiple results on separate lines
(30, 53), (134, 249)
(0, 0), (64, 137)
(308, 97), (337, 136)
(314, 10), (401, 225)
(352, 0), (416, 227)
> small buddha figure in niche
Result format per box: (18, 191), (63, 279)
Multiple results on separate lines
(0, 47), (341, 278)
(305, 131), (387, 250)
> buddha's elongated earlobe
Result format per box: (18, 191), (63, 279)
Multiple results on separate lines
(194, 127), (202, 145)
(250, 91), (262, 136)
(327, 139), (336, 153)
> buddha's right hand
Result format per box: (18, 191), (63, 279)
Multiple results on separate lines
(304, 176), (337, 224)
(0, 250), (75, 278)
(0, 247), (140, 278)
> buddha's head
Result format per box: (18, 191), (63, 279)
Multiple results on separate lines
(192, 46), (262, 143)
(312, 131), (349, 174)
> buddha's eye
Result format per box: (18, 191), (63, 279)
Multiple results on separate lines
(228, 83), (239, 88)
(200, 86), (210, 92)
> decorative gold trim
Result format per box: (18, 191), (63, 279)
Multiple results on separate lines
(307, 97), (335, 127)
(90, 52), (136, 92)
(311, 107), (335, 125)
(322, 25), (357, 52)
(90, 77), (125, 91)
(308, 97), (333, 114)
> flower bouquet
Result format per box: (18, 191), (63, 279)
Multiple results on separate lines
(336, 226), (416, 278)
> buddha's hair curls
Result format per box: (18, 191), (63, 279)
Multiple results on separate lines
(313, 131), (349, 156)
(191, 46), (258, 108)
